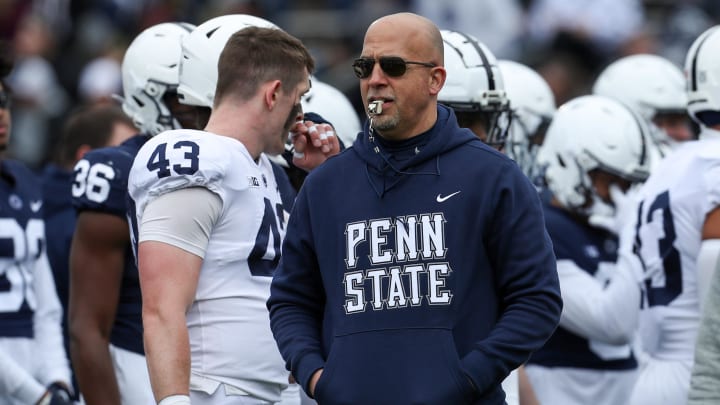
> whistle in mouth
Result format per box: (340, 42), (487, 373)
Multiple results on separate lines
(368, 100), (384, 116)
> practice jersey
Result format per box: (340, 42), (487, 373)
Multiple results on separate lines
(129, 129), (290, 403)
(529, 203), (637, 371)
(0, 160), (70, 392)
(632, 139), (720, 360)
(71, 134), (150, 354)
(1, 160), (49, 337)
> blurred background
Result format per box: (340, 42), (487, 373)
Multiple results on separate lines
(1, 0), (719, 169)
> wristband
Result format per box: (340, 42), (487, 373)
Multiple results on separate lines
(158, 394), (191, 405)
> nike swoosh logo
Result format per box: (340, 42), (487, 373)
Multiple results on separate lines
(30, 200), (43, 212)
(436, 191), (461, 203)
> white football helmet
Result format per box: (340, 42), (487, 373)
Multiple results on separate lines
(438, 29), (511, 148)
(685, 25), (720, 129)
(593, 54), (689, 150)
(498, 60), (556, 180)
(301, 77), (361, 147)
(178, 14), (278, 108)
(537, 95), (651, 218)
(120, 22), (195, 135)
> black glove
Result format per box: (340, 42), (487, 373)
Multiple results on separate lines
(36, 382), (73, 405)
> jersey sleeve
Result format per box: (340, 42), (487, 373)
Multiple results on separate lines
(32, 250), (71, 386)
(703, 155), (720, 211)
(128, 131), (249, 218)
(71, 146), (134, 217)
(0, 349), (46, 403)
(138, 187), (223, 258)
(556, 251), (640, 345)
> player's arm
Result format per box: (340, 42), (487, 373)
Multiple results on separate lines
(688, 260), (720, 403)
(32, 249), (72, 389)
(289, 120), (340, 171)
(697, 206), (720, 309)
(137, 187), (221, 402)
(688, 205), (720, 403)
(0, 348), (48, 403)
(68, 211), (127, 405)
(555, 250), (641, 345)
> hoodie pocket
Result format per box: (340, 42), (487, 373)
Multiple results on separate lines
(313, 328), (476, 405)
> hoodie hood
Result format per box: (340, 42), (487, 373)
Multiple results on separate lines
(352, 104), (478, 197)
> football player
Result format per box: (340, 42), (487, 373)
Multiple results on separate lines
(437, 30), (512, 150)
(42, 104), (136, 401)
(0, 50), (73, 405)
(630, 25), (720, 405)
(128, 17), (337, 405)
(526, 95), (651, 405)
(593, 54), (693, 167)
(68, 22), (198, 405)
(498, 59), (556, 186)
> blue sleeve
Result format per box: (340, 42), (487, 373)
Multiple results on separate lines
(71, 147), (132, 217)
(462, 162), (562, 394)
(267, 188), (326, 395)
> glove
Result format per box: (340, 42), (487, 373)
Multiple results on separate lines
(589, 184), (640, 235)
(36, 382), (72, 405)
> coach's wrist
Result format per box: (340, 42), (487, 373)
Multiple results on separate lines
(309, 368), (324, 397)
(158, 394), (191, 405)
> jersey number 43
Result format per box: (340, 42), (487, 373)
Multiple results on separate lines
(633, 190), (682, 307)
(135, 141), (283, 277)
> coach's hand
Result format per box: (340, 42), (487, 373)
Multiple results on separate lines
(309, 368), (324, 398)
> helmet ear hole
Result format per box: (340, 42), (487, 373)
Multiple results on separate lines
(146, 83), (159, 96)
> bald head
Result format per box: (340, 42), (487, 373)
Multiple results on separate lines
(365, 13), (443, 65)
(358, 13), (447, 140)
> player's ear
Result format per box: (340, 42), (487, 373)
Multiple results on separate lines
(264, 80), (282, 110)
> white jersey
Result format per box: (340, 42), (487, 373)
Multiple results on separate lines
(129, 129), (289, 403)
(632, 138), (720, 361)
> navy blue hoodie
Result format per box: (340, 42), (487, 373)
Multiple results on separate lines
(268, 105), (562, 404)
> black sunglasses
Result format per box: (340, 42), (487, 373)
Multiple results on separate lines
(352, 56), (436, 79)
(0, 91), (9, 109)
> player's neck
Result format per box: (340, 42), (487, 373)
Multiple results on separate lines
(204, 103), (264, 160)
